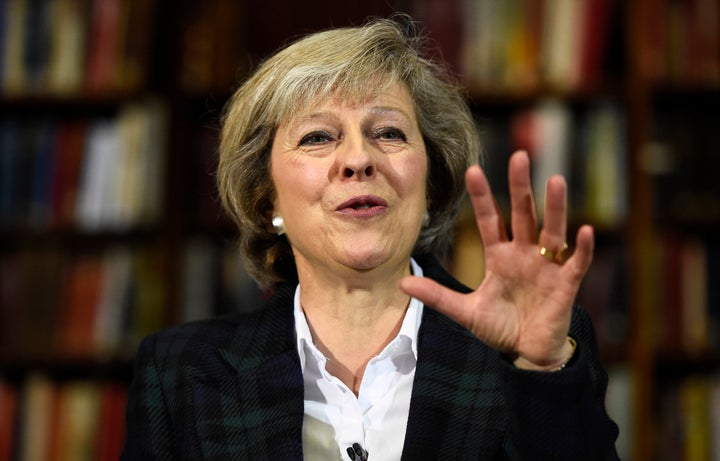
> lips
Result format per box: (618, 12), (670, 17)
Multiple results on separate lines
(336, 195), (388, 217)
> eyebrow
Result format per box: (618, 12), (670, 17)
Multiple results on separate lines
(368, 106), (411, 119)
(292, 106), (411, 125)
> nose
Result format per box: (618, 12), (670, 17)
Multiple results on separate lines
(336, 132), (376, 180)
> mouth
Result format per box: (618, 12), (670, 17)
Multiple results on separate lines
(336, 195), (388, 216)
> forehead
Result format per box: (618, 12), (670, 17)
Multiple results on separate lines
(281, 81), (418, 126)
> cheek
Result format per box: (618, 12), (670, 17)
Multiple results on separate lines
(400, 154), (429, 204)
(271, 158), (326, 213)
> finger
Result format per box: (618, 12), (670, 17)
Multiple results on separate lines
(538, 174), (568, 255)
(466, 164), (507, 247)
(399, 276), (471, 326)
(508, 150), (538, 244)
(563, 225), (594, 282)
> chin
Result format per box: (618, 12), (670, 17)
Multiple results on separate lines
(339, 246), (406, 273)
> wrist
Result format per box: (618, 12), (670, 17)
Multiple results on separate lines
(513, 336), (577, 372)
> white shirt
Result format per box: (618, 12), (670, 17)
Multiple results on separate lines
(294, 259), (424, 461)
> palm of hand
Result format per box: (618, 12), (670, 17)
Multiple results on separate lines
(400, 151), (594, 369)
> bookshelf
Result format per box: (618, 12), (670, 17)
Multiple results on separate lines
(1, 0), (719, 460)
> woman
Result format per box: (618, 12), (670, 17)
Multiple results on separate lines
(123, 15), (619, 460)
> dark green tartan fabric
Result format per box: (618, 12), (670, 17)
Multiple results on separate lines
(122, 254), (619, 460)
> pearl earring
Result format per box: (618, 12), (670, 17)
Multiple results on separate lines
(272, 215), (286, 235)
(422, 211), (430, 228)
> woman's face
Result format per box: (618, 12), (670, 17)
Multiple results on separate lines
(270, 82), (428, 279)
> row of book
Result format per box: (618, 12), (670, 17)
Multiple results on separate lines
(0, 238), (265, 360)
(175, 0), (247, 93)
(420, 0), (720, 91)
(647, 103), (720, 226)
(575, 241), (629, 353)
(0, 0), (159, 96)
(454, 0), (618, 91)
(0, 98), (167, 232)
(636, 0), (720, 86)
(0, 374), (126, 461)
(181, 238), (266, 322)
(644, 235), (720, 354)
(655, 373), (720, 461)
(477, 98), (628, 229)
(0, 245), (167, 360)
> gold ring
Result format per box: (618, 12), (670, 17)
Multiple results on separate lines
(539, 242), (568, 263)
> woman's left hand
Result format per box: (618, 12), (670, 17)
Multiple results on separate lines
(400, 150), (594, 370)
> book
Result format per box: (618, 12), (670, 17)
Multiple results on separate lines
(121, 99), (167, 228)
(0, 0), (6, 85)
(56, 381), (101, 461)
(94, 247), (133, 354)
(413, 0), (464, 73)
(540, 0), (583, 89)
(680, 376), (712, 461)
(576, 242), (628, 351)
(50, 121), (87, 230)
(219, 241), (266, 315)
(16, 373), (55, 461)
(502, 0), (541, 90)
(460, 0), (498, 89)
(2, 0), (29, 94)
(177, 0), (246, 92)
(605, 365), (633, 460)
(84, 0), (121, 93)
(690, 0), (720, 84)
(22, 0), (53, 92)
(46, 0), (88, 94)
(0, 378), (18, 461)
(450, 209), (485, 289)
(17, 249), (64, 357)
(28, 121), (57, 229)
(582, 102), (628, 227)
(0, 120), (20, 228)
(188, 121), (226, 228)
(74, 119), (119, 230)
(707, 241), (720, 348)
(661, 235), (684, 351)
(56, 255), (104, 357)
(680, 239), (709, 352)
(182, 239), (217, 322)
(527, 99), (572, 221)
(116, 0), (158, 92)
(635, 0), (669, 82)
(127, 248), (167, 346)
(96, 383), (128, 461)
(0, 254), (21, 353)
(579, 0), (613, 86)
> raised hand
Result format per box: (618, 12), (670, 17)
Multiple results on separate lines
(400, 150), (594, 370)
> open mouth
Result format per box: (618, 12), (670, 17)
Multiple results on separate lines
(337, 195), (388, 215)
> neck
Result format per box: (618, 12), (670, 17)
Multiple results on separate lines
(297, 258), (413, 394)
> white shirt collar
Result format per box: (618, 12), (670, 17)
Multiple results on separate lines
(294, 258), (424, 371)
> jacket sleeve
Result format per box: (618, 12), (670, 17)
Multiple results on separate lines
(121, 333), (179, 461)
(501, 306), (621, 461)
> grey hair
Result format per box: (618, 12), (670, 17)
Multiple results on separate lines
(218, 14), (480, 289)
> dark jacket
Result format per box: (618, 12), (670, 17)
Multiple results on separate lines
(122, 254), (620, 460)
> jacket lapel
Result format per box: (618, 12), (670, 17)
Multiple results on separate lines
(201, 284), (305, 460)
(402, 255), (508, 460)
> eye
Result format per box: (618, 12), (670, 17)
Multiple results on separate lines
(299, 131), (334, 146)
(374, 127), (407, 142)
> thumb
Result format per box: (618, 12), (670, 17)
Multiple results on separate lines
(399, 276), (469, 325)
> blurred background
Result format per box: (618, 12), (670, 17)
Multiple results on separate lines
(0, 0), (719, 459)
